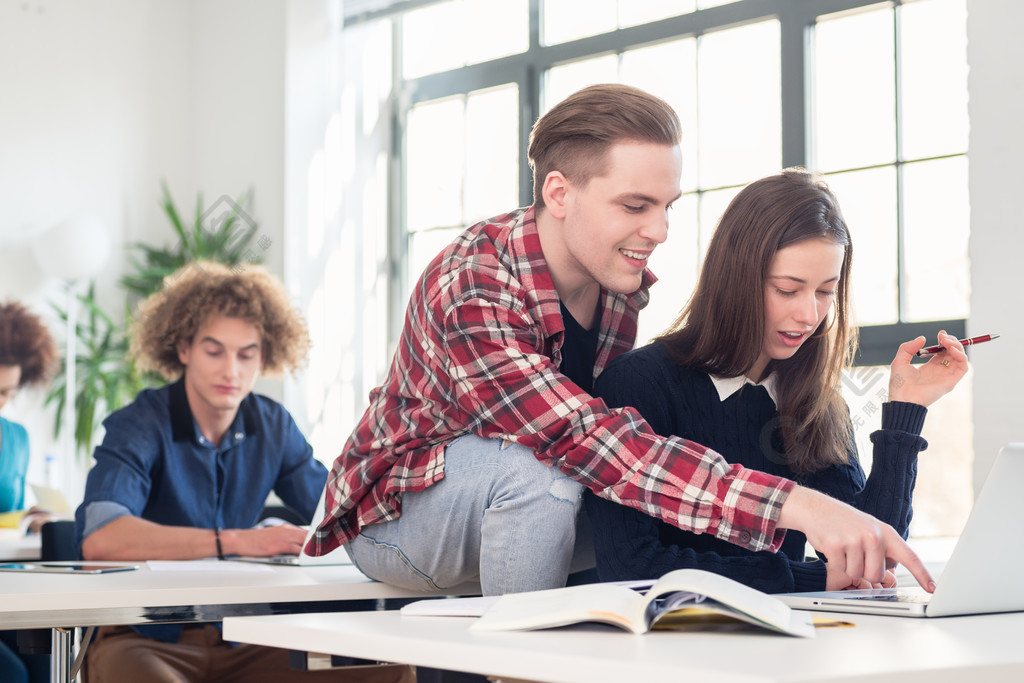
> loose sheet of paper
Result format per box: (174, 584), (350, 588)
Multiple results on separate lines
(147, 560), (274, 573)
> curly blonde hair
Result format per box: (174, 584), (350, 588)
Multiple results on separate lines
(0, 301), (59, 388)
(131, 262), (311, 379)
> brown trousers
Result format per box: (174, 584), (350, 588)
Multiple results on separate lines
(84, 624), (415, 683)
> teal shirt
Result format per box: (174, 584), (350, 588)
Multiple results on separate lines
(0, 416), (29, 512)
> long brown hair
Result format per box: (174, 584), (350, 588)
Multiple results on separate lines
(656, 168), (856, 475)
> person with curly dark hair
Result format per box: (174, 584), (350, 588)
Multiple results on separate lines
(0, 301), (58, 516)
(73, 262), (412, 683)
(0, 300), (58, 683)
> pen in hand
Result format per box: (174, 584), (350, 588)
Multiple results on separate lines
(916, 334), (1000, 357)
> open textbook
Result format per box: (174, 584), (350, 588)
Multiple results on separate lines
(466, 569), (815, 638)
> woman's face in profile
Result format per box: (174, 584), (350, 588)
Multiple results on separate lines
(0, 364), (21, 412)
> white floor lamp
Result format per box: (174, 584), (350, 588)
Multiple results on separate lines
(32, 216), (110, 499)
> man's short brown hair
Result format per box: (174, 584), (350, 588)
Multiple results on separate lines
(131, 262), (311, 379)
(528, 83), (682, 208)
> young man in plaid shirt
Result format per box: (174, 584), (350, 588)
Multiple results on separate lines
(308, 84), (934, 597)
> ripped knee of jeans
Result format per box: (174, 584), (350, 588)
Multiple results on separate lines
(548, 476), (584, 504)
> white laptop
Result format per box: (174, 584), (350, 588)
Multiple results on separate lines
(778, 442), (1024, 617)
(235, 487), (352, 566)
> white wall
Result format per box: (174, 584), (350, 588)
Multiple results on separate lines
(966, 0), (1024, 492)
(190, 0), (287, 279)
(0, 0), (293, 500)
(0, 0), (193, 494)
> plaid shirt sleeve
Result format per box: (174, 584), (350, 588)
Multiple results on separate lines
(441, 290), (793, 554)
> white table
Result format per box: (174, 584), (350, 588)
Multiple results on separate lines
(0, 560), (479, 682)
(223, 608), (1024, 683)
(0, 528), (41, 560)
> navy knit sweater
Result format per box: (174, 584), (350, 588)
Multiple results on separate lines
(586, 341), (928, 593)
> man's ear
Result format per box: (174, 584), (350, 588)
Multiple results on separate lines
(541, 171), (570, 220)
(177, 339), (191, 367)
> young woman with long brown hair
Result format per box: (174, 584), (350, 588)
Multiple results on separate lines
(586, 168), (968, 593)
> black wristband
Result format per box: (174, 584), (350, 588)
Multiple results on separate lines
(215, 527), (225, 560)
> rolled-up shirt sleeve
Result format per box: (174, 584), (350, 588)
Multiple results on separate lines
(81, 500), (133, 538)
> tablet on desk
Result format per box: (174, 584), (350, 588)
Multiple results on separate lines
(0, 562), (139, 574)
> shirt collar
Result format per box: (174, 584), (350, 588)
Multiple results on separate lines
(168, 377), (258, 446)
(708, 372), (779, 406)
(510, 205), (656, 374)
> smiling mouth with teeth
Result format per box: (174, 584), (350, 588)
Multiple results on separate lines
(620, 248), (648, 261)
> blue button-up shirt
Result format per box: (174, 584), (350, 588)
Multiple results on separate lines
(74, 378), (326, 643)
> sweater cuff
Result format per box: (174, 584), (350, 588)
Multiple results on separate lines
(790, 560), (828, 593)
(881, 401), (927, 435)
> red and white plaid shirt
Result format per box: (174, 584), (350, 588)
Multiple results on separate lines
(309, 207), (793, 556)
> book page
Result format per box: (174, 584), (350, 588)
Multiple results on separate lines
(471, 583), (647, 633)
(643, 569), (815, 637)
(644, 569), (791, 629)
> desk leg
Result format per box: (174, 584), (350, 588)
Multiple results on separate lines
(51, 627), (74, 683)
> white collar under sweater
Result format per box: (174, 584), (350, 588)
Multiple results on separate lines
(708, 373), (779, 407)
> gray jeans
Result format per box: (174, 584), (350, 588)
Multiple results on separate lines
(345, 434), (595, 595)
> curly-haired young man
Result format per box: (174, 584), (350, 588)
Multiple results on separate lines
(74, 262), (411, 683)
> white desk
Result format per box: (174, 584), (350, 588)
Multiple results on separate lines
(0, 528), (41, 561)
(0, 561), (479, 682)
(223, 608), (1024, 683)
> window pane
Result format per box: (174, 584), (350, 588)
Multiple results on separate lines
(621, 38), (699, 192)
(464, 84), (520, 224)
(360, 19), (392, 137)
(406, 97), (464, 232)
(619, 0), (695, 28)
(639, 194), (699, 345)
(543, 0), (616, 46)
(402, 1), (463, 79)
(464, 0), (528, 67)
(842, 363), (973, 537)
(698, 186), (741, 259)
(698, 20), (781, 188)
(823, 167), (899, 326)
(900, 0), (969, 160)
(404, 0), (527, 78)
(814, 5), (896, 172)
(409, 227), (463, 289)
(543, 55), (618, 113)
(903, 156), (970, 322)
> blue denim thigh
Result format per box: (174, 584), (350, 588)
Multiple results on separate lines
(346, 434), (587, 595)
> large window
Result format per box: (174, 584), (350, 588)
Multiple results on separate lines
(340, 0), (972, 535)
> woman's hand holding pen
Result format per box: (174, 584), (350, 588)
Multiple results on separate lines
(888, 330), (969, 407)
